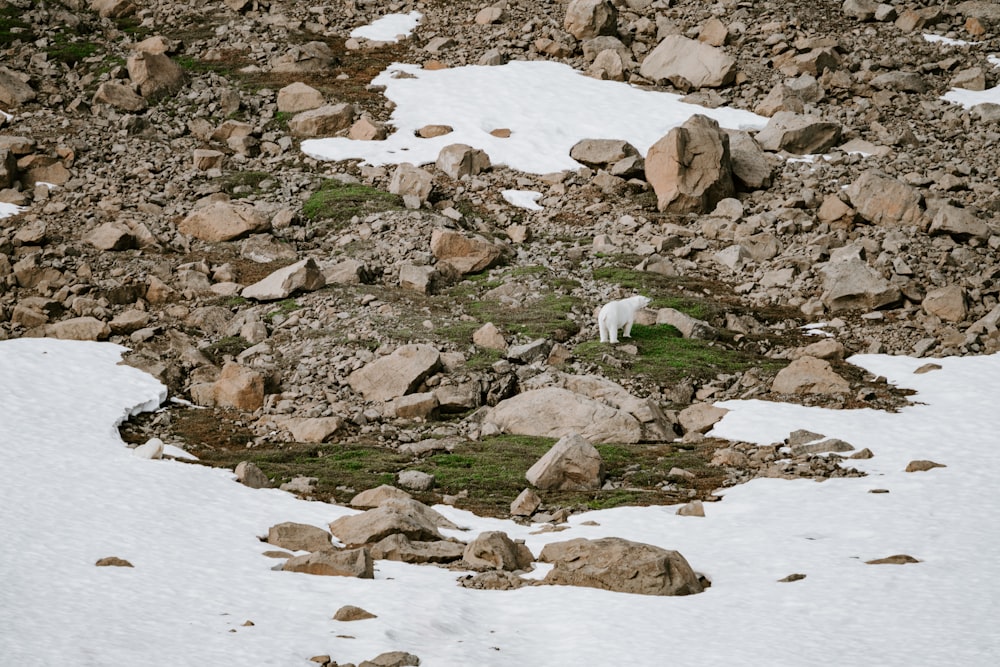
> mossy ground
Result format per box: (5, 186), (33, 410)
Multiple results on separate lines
(123, 409), (728, 517)
(302, 179), (404, 230)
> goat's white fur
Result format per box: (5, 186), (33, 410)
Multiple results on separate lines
(598, 295), (651, 343)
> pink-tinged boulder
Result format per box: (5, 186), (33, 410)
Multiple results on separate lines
(639, 35), (736, 90)
(525, 432), (604, 491)
(178, 201), (270, 242)
(645, 114), (734, 214)
(213, 361), (264, 411)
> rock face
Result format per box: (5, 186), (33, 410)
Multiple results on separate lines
(539, 537), (704, 596)
(347, 344), (441, 402)
(525, 432), (605, 491)
(178, 201), (269, 242)
(639, 35), (737, 89)
(282, 548), (374, 578)
(241, 258), (326, 301)
(646, 114), (734, 214)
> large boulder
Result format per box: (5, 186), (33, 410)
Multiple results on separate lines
(922, 285), (967, 322)
(288, 103), (357, 137)
(45, 317), (111, 341)
(463, 531), (533, 571)
(347, 344), (441, 402)
(564, 0), (618, 40)
(436, 144), (491, 179)
(276, 82), (324, 113)
(819, 258), (901, 312)
(349, 485), (413, 509)
(212, 361), (265, 411)
(539, 537), (704, 596)
(846, 171), (926, 228)
(0, 67), (36, 106)
(282, 548), (374, 578)
(645, 114), (734, 214)
(92, 81), (147, 111)
(126, 51), (185, 99)
(771, 356), (850, 395)
(178, 201), (269, 242)
(328, 498), (457, 547)
(639, 35), (737, 90)
(267, 522), (333, 552)
(484, 386), (644, 443)
(754, 112), (842, 155)
(430, 228), (505, 274)
(928, 204), (990, 241)
(241, 258), (326, 301)
(388, 163), (434, 209)
(370, 534), (465, 564)
(525, 432), (605, 491)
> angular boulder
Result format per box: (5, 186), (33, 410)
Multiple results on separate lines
(328, 498), (457, 547)
(178, 201), (270, 242)
(463, 531), (533, 571)
(430, 228), (505, 274)
(639, 35), (737, 90)
(282, 548), (374, 578)
(526, 432), (605, 491)
(771, 356), (850, 395)
(267, 522), (333, 552)
(126, 51), (185, 99)
(241, 258), (325, 301)
(213, 361), (264, 411)
(819, 258), (901, 312)
(288, 103), (357, 137)
(484, 386), (644, 444)
(922, 285), (967, 322)
(370, 534), (465, 564)
(646, 114), (734, 214)
(277, 82), (324, 113)
(846, 171), (925, 228)
(347, 344), (441, 402)
(754, 112), (842, 155)
(436, 144), (491, 180)
(540, 537), (704, 596)
(564, 0), (618, 40)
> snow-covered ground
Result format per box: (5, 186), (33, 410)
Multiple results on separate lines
(349, 11), (422, 43)
(2, 337), (998, 666)
(302, 60), (767, 175)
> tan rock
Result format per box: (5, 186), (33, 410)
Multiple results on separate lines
(417, 124), (454, 138)
(486, 386), (644, 444)
(526, 432), (605, 491)
(510, 488), (541, 517)
(905, 460), (946, 473)
(388, 163), (434, 208)
(866, 554), (921, 565)
(349, 484), (413, 509)
(86, 222), (135, 251)
(276, 82), (324, 113)
(473, 322), (507, 350)
(267, 522), (333, 552)
(392, 392), (438, 419)
(370, 534), (465, 564)
(436, 143), (491, 179)
(109, 309), (151, 335)
(278, 417), (343, 443)
(677, 403), (729, 434)
(90, 0), (136, 18)
(46, 317), (111, 341)
(333, 605), (377, 621)
(349, 116), (388, 141)
(192, 149), (224, 171)
(771, 356), (850, 395)
(639, 35), (737, 90)
(235, 461), (270, 489)
(178, 201), (269, 242)
(242, 258), (326, 301)
(430, 228), (504, 274)
(347, 344), (441, 402)
(282, 548), (374, 578)
(288, 104), (357, 137)
(564, 0), (618, 40)
(328, 498), (456, 546)
(463, 531), (533, 571)
(846, 171), (925, 228)
(95, 556), (134, 567)
(676, 500), (705, 517)
(213, 361), (264, 411)
(540, 537), (704, 596)
(92, 81), (147, 112)
(646, 114), (734, 214)
(922, 285), (967, 322)
(127, 51), (185, 99)
(754, 112), (842, 155)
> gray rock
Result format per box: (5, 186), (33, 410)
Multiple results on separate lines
(347, 344), (441, 402)
(639, 35), (737, 90)
(436, 144), (491, 179)
(235, 461), (270, 488)
(267, 522), (332, 552)
(755, 112), (842, 154)
(282, 547), (374, 578)
(564, 0), (618, 40)
(241, 258), (326, 301)
(771, 356), (850, 395)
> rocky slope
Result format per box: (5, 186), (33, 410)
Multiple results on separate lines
(3, 0), (999, 516)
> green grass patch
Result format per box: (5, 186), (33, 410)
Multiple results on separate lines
(221, 170), (271, 198)
(267, 298), (301, 320)
(576, 323), (783, 387)
(592, 267), (714, 320)
(203, 336), (251, 364)
(463, 292), (581, 342)
(302, 179), (404, 228)
(0, 6), (33, 48)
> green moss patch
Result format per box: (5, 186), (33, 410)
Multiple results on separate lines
(302, 179), (404, 228)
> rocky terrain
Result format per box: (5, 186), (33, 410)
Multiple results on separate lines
(3, 0), (1000, 526)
